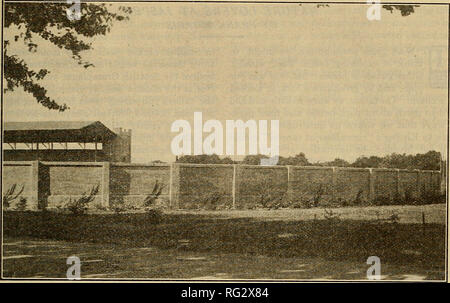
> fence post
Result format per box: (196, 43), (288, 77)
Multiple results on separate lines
(440, 163), (446, 194)
(232, 164), (237, 209)
(396, 169), (401, 197)
(429, 171), (433, 193)
(332, 167), (337, 202)
(368, 168), (375, 202)
(286, 165), (292, 203)
(170, 163), (180, 209)
(102, 162), (110, 208)
(416, 170), (421, 198)
(169, 163), (173, 208)
(30, 160), (40, 210)
(422, 211), (426, 236)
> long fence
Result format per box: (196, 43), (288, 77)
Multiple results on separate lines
(2, 161), (442, 210)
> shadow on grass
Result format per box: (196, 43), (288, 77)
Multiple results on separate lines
(4, 211), (445, 276)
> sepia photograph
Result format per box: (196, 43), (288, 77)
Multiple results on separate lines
(0, 0), (448, 284)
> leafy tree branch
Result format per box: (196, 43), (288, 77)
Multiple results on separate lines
(4, 3), (131, 111)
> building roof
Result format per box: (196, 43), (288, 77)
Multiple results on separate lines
(4, 121), (97, 131)
(3, 121), (117, 143)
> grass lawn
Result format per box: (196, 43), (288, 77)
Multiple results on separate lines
(2, 204), (446, 280)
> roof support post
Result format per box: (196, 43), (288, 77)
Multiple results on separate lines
(102, 162), (110, 208)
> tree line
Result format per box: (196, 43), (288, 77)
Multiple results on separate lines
(175, 150), (443, 171)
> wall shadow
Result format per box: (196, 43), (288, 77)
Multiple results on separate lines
(3, 210), (445, 280)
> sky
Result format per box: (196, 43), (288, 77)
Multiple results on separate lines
(3, 3), (449, 163)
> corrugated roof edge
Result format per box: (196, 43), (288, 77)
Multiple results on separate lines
(4, 121), (99, 131)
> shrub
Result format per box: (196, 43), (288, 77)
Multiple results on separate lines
(289, 197), (304, 208)
(418, 186), (445, 205)
(54, 204), (64, 212)
(3, 184), (24, 210)
(203, 191), (223, 210)
(248, 179), (286, 209)
(339, 198), (350, 207)
(112, 205), (126, 213)
(391, 192), (404, 205)
(373, 188), (444, 206)
(92, 203), (108, 212)
(288, 193), (313, 209)
(66, 185), (99, 215)
(110, 199), (126, 213)
(404, 188), (417, 205)
(15, 197), (28, 211)
(144, 180), (165, 208)
(143, 181), (165, 224)
(311, 184), (324, 207)
(373, 195), (392, 206)
(257, 188), (282, 209)
(268, 194), (286, 210)
(352, 189), (364, 206)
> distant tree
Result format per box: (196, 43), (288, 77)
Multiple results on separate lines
(379, 153), (414, 169)
(241, 153), (310, 166)
(176, 151), (441, 169)
(4, 3), (131, 111)
(351, 151), (441, 170)
(351, 156), (384, 168)
(382, 5), (419, 17)
(411, 151), (441, 171)
(377, 151), (441, 170)
(241, 154), (269, 165)
(220, 157), (235, 164)
(322, 158), (350, 167)
(176, 154), (234, 164)
(278, 153), (310, 166)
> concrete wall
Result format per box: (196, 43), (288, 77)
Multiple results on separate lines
(110, 163), (170, 208)
(177, 164), (234, 209)
(237, 165), (288, 209)
(42, 162), (104, 208)
(398, 170), (420, 199)
(2, 161), (443, 210)
(2, 161), (36, 209)
(334, 168), (371, 203)
(288, 166), (334, 206)
(373, 168), (399, 200)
